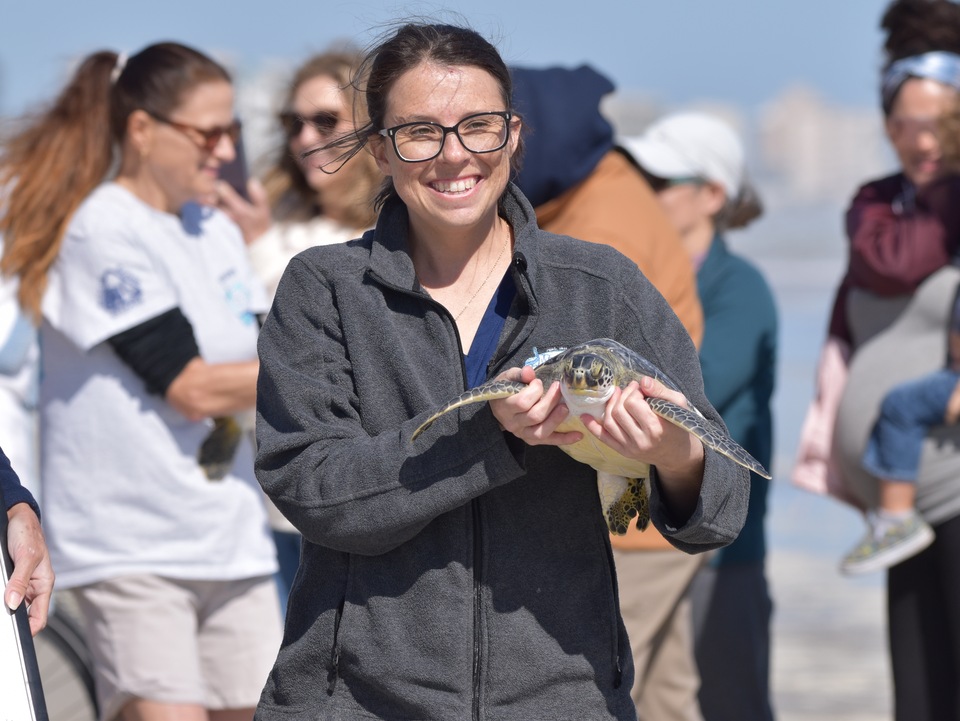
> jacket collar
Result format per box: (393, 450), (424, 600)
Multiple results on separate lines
(365, 182), (541, 293)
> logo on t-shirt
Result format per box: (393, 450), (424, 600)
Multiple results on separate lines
(100, 268), (143, 315)
(220, 270), (256, 326)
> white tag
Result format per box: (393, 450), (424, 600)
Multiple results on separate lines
(524, 346), (565, 368)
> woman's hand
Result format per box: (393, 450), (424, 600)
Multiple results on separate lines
(5, 503), (54, 636)
(946, 377), (960, 424)
(489, 366), (582, 446)
(216, 178), (272, 245)
(581, 375), (705, 518)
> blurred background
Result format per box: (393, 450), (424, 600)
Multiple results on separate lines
(2, 1), (897, 718)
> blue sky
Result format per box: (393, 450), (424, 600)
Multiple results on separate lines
(2, 0), (892, 117)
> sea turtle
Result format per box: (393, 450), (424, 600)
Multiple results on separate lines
(412, 338), (771, 535)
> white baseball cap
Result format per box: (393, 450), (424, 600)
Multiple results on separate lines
(618, 112), (745, 199)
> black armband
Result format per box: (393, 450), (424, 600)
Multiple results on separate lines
(107, 308), (200, 396)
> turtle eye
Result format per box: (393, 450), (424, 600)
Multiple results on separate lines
(591, 359), (605, 382)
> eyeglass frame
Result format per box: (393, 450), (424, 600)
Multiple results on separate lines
(146, 110), (241, 153)
(377, 111), (513, 163)
(279, 110), (340, 140)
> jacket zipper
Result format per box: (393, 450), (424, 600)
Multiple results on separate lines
(471, 499), (483, 721)
(602, 540), (624, 689)
(327, 594), (345, 695)
(369, 264), (531, 718)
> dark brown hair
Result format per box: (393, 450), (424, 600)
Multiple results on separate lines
(882, 0), (960, 63)
(0, 42), (229, 319)
(363, 23), (521, 210)
(305, 23), (523, 211)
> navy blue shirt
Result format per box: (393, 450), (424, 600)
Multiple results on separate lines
(0, 445), (38, 516)
(464, 272), (516, 389)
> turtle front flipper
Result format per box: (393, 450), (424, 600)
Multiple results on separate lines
(412, 379), (529, 441)
(646, 397), (772, 480)
(596, 471), (650, 535)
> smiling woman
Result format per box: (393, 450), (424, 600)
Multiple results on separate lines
(253, 21), (751, 721)
(0, 42), (281, 721)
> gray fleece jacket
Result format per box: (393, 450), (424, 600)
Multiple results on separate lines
(254, 184), (749, 721)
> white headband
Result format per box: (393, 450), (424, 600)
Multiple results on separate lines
(881, 51), (960, 111)
(110, 52), (128, 85)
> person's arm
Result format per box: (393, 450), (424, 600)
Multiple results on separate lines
(698, 261), (777, 414)
(845, 176), (960, 296)
(107, 307), (258, 421)
(255, 256), (526, 556)
(1, 449), (53, 636)
(946, 376), (960, 424)
(215, 178), (272, 246)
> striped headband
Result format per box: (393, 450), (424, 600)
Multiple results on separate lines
(881, 51), (960, 112)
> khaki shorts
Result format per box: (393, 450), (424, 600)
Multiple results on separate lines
(69, 574), (282, 721)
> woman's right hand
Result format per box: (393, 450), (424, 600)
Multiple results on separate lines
(489, 366), (582, 446)
(216, 178), (272, 245)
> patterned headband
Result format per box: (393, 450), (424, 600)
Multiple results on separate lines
(881, 51), (960, 111)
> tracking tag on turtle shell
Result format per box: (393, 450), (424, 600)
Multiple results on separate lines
(198, 416), (243, 481)
(524, 346), (565, 368)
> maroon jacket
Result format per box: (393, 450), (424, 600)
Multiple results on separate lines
(829, 173), (960, 344)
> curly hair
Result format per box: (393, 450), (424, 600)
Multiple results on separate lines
(882, 0), (960, 62)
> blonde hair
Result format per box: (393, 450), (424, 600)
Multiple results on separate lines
(261, 48), (379, 230)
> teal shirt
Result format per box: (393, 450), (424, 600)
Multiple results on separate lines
(698, 235), (778, 566)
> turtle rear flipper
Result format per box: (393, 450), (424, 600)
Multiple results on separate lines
(597, 471), (650, 535)
(412, 379), (529, 440)
(647, 397), (772, 480)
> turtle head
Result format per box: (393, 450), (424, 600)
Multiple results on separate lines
(559, 353), (615, 417)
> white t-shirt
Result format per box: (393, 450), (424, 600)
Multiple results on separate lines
(0, 266), (39, 498)
(247, 215), (357, 302)
(41, 183), (277, 588)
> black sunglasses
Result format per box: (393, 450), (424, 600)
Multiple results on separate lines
(280, 110), (339, 139)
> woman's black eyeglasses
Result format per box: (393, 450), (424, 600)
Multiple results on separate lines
(147, 110), (241, 153)
(280, 111), (339, 140)
(378, 111), (512, 162)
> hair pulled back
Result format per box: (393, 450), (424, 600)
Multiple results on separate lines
(0, 42), (229, 319)
(342, 22), (520, 210)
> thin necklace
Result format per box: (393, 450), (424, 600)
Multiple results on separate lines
(453, 231), (509, 321)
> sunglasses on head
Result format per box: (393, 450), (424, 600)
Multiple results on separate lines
(280, 110), (339, 139)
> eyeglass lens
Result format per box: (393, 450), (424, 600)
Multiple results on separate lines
(391, 113), (509, 161)
(281, 111), (339, 139)
(200, 122), (241, 152)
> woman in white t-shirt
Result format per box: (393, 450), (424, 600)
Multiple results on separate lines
(0, 42), (280, 721)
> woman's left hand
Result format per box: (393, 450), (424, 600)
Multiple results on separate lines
(216, 178), (272, 245)
(581, 375), (705, 517)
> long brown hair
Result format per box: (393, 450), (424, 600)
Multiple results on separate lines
(0, 42), (230, 320)
(261, 48), (379, 230)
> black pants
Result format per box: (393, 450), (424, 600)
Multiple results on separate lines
(888, 513), (960, 721)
